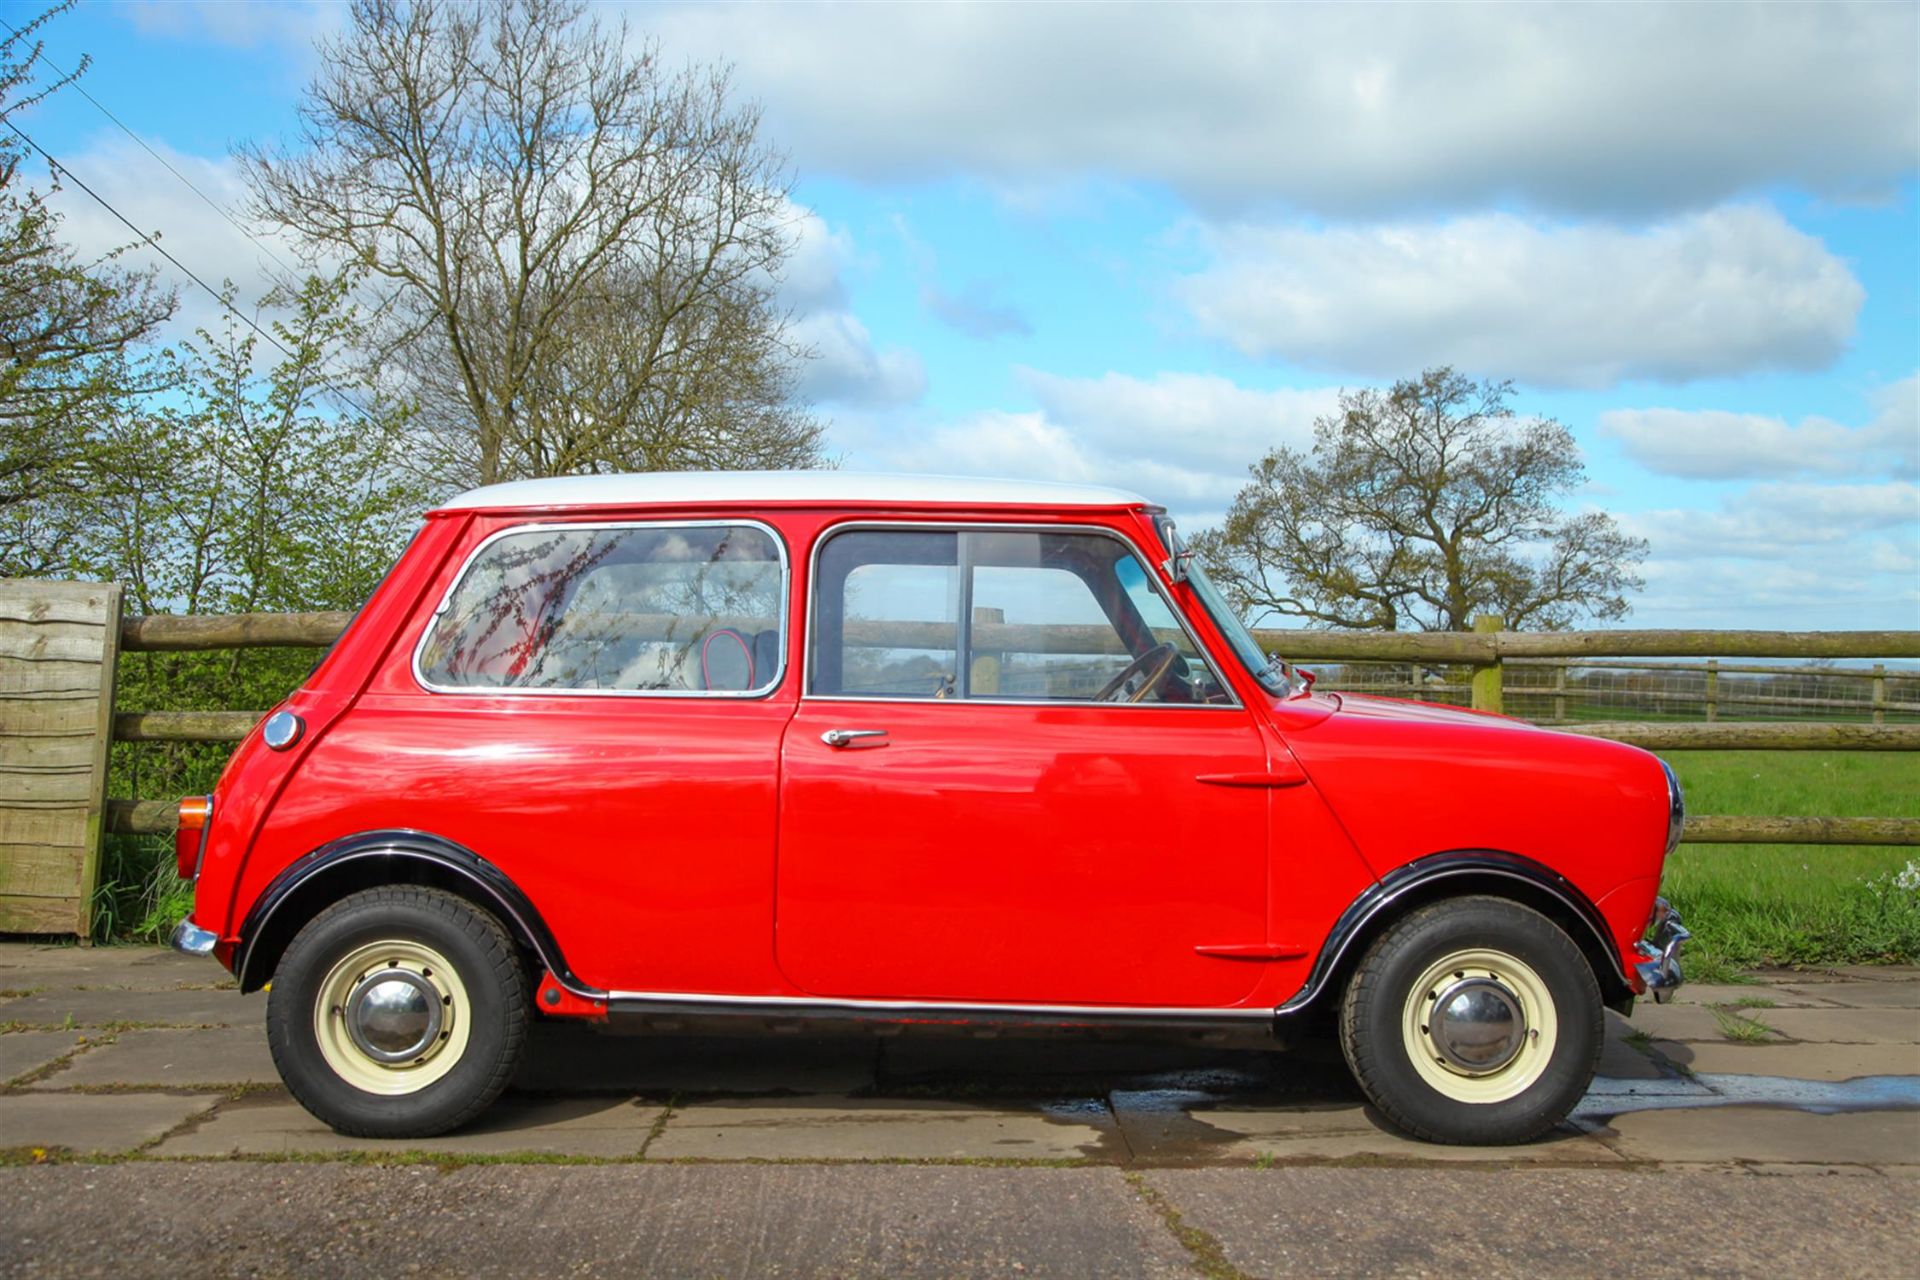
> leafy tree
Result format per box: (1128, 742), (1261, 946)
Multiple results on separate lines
(0, 2), (177, 576)
(1194, 368), (1646, 632)
(84, 276), (427, 941)
(240, 0), (826, 488)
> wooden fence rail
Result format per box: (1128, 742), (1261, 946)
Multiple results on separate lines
(89, 610), (1920, 851)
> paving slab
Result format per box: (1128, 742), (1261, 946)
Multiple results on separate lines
(0, 944), (208, 977)
(515, 1024), (878, 1095)
(1645, 1038), (1920, 1081)
(1592, 1106), (1920, 1166)
(1109, 1092), (1623, 1165)
(1764, 1007), (1920, 1044)
(0, 988), (262, 1029)
(1671, 982), (1839, 1008)
(0, 1032), (89, 1085)
(1598, 1012), (1665, 1080)
(0, 1092), (216, 1153)
(0, 1163), (1191, 1279)
(28, 1027), (280, 1090)
(1145, 1166), (1920, 1279)
(647, 1096), (1111, 1161)
(1623, 1001), (1741, 1041)
(1779, 981), (1920, 1009)
(0, 947), (225, 994)
(155, 1092), (668, 1158)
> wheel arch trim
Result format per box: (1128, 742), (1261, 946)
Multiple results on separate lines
(232, 830), (602, 998)
(1275, 850), (1633, 1017)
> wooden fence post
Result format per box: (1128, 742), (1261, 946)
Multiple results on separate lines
(1, 579), (122, 937)
(1470, 614), (1504, 714)
(1872, 664), (1886, 726)
(1705, 658), (1719, 722)
(1552, 660), (1567, 722)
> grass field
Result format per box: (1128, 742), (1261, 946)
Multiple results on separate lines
(1661, 751), (1919, 972)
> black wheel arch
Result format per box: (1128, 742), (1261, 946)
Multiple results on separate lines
(1274, 850), (1637, 1026)
(232, 830), (601, 998)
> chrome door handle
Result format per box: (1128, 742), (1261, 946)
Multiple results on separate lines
(821, 728), (888, 748)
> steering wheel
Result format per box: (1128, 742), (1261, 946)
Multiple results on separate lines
(1094, 643), (1179, 704)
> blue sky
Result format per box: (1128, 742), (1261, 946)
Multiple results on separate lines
(17, 0), (1920, 630)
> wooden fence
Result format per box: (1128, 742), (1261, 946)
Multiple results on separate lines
(1, 581), (123, 934)
(5, 585), (1917, 935)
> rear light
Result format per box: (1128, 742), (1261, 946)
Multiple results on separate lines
(175, 796), (212, 881)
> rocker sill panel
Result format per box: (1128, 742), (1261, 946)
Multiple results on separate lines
(603, 990), (1279, 1021)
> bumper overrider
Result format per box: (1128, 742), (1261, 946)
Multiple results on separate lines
(171, 919), (218, 956)
(1634, 897), (1689, 1003)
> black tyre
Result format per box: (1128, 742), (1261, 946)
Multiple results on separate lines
(1338, 895), (1602, 1145)
(266, 886), (529, 1138)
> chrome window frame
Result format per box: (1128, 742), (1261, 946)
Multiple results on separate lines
(412, 518), (791, 700)
(802, 520), (1243, 710)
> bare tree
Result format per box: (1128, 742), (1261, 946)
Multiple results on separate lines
(1193, 368), (1646, 632)
(240, 0), (824, 489)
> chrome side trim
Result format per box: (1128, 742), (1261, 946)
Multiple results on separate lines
(604, 989), (1278, 1021)
(171, 919), (218, 956)
(410, 517), (791, 700)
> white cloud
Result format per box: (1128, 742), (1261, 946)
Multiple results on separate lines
(789, 311), (927, 409)
(649, 2), (1918, 216)
(1621, 481), (1920, 561)
(121, 0), (339, 49)
(1021, 370), (1335, 481)
(851, 370), (1338, 515)
(1600, 376), (1919, 480)
(1178, 206), (1863, 388)
(776, 205), (926, 409)
(1618, 479), (1920, 627)
(37, 134), (299, 347)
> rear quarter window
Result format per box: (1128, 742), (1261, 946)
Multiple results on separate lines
(415, 521), (787, 695)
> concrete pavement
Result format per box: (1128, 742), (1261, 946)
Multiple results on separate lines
(2, 944), (1917, 1276)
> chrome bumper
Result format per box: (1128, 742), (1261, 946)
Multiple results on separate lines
(1634, 897), (1689, 1004)
(170, 919), (218, 957)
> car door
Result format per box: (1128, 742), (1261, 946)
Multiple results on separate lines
(777, 523), (1273, 1008)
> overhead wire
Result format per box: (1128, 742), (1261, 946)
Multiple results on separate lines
(0, 15), (304, 282)
(2, 25), (390, 431)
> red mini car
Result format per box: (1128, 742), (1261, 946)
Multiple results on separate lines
(172, 473), (1687, 1144)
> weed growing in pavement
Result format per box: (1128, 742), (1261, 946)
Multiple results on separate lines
(1709, 1006), (1774, 1043)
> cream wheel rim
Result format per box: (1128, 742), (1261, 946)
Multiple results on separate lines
(313, 939), (469, 1095)
(1401, 948), (1556, 1104)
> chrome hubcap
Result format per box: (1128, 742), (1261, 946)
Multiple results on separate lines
(344, 968), (443, 1063)
(1427, 976), (1526, 1075)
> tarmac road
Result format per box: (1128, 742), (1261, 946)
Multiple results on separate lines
(3, 1162), (1916, 1278)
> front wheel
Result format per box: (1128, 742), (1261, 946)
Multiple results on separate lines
(267, 886), (529, 1138)
(1338, 896), (1602, 1145)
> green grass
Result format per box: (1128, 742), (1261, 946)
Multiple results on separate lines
(90, 835), (192, 945)
(1661, 751), (1920, 969)
(1709, 1006), (1775, 1042)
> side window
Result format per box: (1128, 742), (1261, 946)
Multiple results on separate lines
(810, 526), (1230, 705)
(813, 529), (960, 698)
(417, 523), (786, 694)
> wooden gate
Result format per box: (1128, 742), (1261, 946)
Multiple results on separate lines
(0, 580), (122, 935)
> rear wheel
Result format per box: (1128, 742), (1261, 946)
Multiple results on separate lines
(1338, 896), (1602, 1145)
(267, 886), (528, 1138)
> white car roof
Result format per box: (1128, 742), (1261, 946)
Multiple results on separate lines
(437, 471), (1152, 512)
